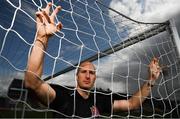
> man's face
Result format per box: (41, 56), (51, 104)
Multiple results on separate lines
(76, 62), (96, 90)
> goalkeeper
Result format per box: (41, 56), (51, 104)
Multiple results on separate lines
(25, 2), (161, 118)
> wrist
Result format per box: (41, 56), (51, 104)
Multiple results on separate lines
(35, 36), (48, 49)
(36, 35), (49, 42)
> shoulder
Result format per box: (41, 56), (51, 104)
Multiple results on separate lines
(49, 84), (74, 97)
(95, 91), (126, 102)
(95, 92), (112, 103)
(50, 84), (72, 90)
(49, 84), (74, 108)
(50, 83), (66, 90)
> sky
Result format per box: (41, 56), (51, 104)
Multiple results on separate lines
(0, 0), (180, 97)
(48, 0), (180, 96)
(109, 0), (180, 23)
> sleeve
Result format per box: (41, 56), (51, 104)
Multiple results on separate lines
(49, 84), (70, 110)
(112, 93), (127, 101)
(96, 93), (112, 115)
(97, 93), (127, 116)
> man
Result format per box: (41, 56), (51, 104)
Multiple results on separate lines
(24, 2), (161, 118)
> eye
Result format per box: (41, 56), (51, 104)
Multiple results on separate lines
(90, 71), (95, 75)
(81, 70), (86, 73)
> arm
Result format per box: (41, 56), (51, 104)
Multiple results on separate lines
(24, 2), (62, 105)
(113, 58), (161, 111)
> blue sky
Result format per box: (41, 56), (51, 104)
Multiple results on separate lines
(1, 0), (180, 76)
(0, 0), (123, 77)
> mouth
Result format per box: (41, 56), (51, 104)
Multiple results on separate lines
(83, 81), (91, 84)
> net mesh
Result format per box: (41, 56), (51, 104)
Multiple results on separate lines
(0, 0), (180, 118)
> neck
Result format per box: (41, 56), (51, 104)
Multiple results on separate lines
(76, 87), (90, 99)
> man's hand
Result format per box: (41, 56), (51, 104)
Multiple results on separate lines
(36, 2), (63, 39)
(149, 57), (161, 81)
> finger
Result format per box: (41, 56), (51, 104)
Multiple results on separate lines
(149, 58), (155, 66)
(56, 22), (63, 31)
(153, 57), (158, 63)
(36, 11), (44, 23)
(44, 2), (52, 15)
(149, 60), (154, 67)
(156, 71), (160, 77)
(42, 10), (51, 23)
(50, 6), (61, 21)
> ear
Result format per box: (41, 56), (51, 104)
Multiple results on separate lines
(76, 74), (78, 81)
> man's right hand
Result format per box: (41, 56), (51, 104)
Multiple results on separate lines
(24, 2), (62, 105)
(36, 2), (63, 39)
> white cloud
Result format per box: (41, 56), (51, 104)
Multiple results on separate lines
(109, 0), (180, 22)
(143, 0), (180, 22)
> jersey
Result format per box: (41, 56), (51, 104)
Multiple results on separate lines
(49, 84), (113, 118)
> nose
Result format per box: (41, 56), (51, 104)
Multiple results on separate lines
(86, 72), (90, 79)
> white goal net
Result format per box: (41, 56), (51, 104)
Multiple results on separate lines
(0, 0), (180, 118)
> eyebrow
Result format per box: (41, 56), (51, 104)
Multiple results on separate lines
(79, 68), (96, 72)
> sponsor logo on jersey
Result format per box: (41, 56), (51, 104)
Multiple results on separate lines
(90, 105), (100, 116)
